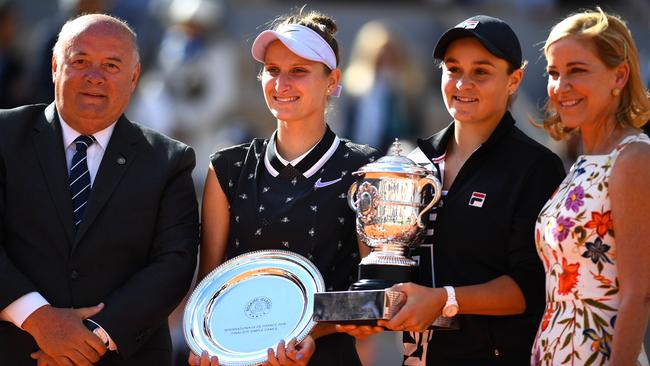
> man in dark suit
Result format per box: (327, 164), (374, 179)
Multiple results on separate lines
(0, 14), (199, 365)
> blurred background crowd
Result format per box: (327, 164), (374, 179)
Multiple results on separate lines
(1, 0), (648, 364)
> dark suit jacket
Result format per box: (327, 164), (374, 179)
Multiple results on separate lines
(0, 103), (199, 365)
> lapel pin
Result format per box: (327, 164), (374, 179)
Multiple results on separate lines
(117, 157), (126, 165)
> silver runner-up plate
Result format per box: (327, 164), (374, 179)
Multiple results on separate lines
(183, 250), (325, 366)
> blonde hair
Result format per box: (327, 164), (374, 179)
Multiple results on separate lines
(540, 7), (650, 140)
(343, 21), (423, 98)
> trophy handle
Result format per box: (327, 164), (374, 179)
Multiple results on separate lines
(416, 175), (442, 228)
(347, 181), (359, 211)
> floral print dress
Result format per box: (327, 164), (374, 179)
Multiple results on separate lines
(531, 134), (650, 366)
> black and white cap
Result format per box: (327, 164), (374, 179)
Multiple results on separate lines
(433, 15), (522, 68)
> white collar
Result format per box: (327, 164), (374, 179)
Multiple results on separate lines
(59, 113), (117, 151)
(264, 129), (340, 179)
(273, 140), (317, 166)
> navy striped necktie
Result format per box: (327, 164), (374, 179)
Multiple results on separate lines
(70, 135), (95, 229)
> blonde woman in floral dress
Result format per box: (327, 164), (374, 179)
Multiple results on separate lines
(532, 8), (650, 366)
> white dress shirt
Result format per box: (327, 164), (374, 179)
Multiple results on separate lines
(0, 115), (117, 350)
(60, 116), (116, 184)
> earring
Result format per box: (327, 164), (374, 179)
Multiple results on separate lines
(327, 89), (331, 94)
(612, 88), (621, 97)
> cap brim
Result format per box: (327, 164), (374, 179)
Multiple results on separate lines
(433, 28), (508, 62)
(251, 30), (323, 64)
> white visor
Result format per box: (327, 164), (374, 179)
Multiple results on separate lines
(251, 23), (342, 97)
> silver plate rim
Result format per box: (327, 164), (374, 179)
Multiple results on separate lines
(183, 249), (325, 366)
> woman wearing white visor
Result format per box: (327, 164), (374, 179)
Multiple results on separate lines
(190, 9), (379, 366)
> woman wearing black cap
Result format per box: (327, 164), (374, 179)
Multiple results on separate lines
(189, 7), (379, 366)
(339, 15), (565, 365)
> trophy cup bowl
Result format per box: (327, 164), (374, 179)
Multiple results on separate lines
(347, 140), (442, 290)
(313, 140), (442, 324)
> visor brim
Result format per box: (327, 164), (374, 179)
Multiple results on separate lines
(252, 30), (325, 65)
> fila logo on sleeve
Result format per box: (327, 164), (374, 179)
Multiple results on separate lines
(469, 192), (486, 208)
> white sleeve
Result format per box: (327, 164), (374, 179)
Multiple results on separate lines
(0, 292), (49, 328)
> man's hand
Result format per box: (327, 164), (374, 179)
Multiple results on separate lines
(30, 349), (64, 366)
(22, 304), (107, 366)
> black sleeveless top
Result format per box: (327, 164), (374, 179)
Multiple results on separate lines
(210, 126), (379, 365)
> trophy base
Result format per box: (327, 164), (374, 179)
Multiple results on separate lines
(313, 289), (461, 330)
(313, 289), (405, 324)
(349, 264), (418, 290)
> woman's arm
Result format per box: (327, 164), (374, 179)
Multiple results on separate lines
(608, 143), (650, 366)
(380, 153), (563, 332)
(377, 275), (525, 332)
(197, 163), (231, 281)
(454, 275), (526, 315)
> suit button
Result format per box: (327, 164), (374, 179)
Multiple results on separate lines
(70, 270), (79, 280)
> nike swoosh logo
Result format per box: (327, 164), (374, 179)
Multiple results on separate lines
(314, 177), (342, 189)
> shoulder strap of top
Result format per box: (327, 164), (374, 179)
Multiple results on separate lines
(608, 133), (650, 167)
(614, 133), (650, 152)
